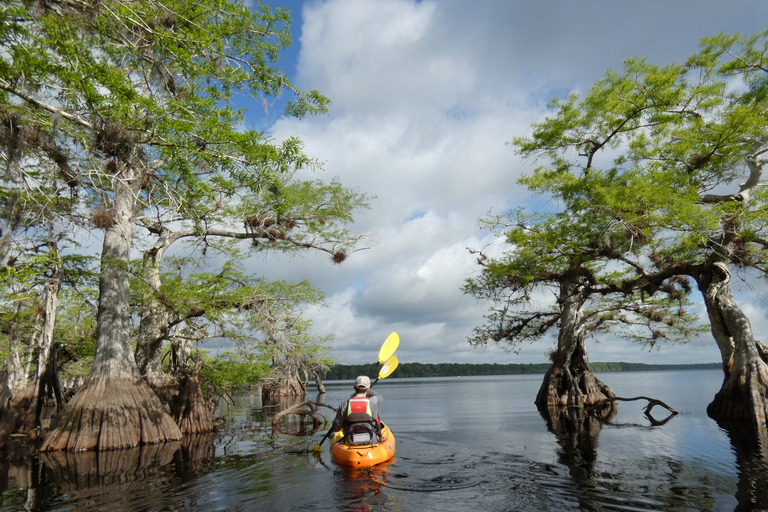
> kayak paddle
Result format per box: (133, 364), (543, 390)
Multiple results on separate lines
(371, 355), (398, 388)
(368, 332), (399, 378)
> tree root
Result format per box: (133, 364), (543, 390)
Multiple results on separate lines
(42, 375), (181, 451)
(588, 396), (678, 416)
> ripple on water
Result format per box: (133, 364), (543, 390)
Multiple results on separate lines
(361, 439), (571, 512)
(335, 433), (740, 512)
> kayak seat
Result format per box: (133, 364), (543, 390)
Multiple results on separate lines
(344, 421), (380, 446)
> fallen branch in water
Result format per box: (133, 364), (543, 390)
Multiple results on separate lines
(272, 401), (337, 428)
(588, 396), (678, 416)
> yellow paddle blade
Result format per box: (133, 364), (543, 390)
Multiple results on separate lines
(378, 355), (398, 379)
(378, 332), (399, 363)
(310, 444), (322, 452)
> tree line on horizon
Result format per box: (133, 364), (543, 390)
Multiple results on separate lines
(322, 361), (721, 381)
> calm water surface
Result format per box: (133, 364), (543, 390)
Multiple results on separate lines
(2, 369), (767, 511)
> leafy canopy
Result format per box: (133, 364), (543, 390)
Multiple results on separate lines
(465, 30), (768, 352)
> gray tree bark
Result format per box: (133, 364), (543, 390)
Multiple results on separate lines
(535, 272), (616, 411)
(43, 162), (181, 451)
(697, 262), (768, 427)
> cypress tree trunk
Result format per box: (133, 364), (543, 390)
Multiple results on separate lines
(134, 247), (171, 385)
(172, 355), (215, 434)
(23, 266), (64, 432)
(0, 260), (65, 439)
(43, 163), (181, 451)
(134, 229), (180, 411)
(698, 262), (768, 427)
(535, 274), (616, 411)
(262, 375), (306, 401)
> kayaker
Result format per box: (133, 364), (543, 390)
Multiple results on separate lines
(331, 375), (383, 445)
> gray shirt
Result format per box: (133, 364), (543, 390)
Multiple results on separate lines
(331, 390), (382, 432)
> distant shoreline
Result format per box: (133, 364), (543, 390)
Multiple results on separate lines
(323, 361), (721, 380)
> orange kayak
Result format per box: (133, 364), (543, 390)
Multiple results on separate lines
(330, 423), (396, 467)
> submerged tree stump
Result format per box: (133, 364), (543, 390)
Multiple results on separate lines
(315, 376), (326, 395)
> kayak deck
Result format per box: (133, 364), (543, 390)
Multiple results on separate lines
(330, 423), (396, 467)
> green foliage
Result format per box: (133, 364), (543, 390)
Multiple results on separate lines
(0, 293), (97, 387)
(0, 0), (346, 255)
(467, 30), (768, 354)
(131, 254), (334, 386)
(201, 351), (271, 389)
(0, 239), (99, 386)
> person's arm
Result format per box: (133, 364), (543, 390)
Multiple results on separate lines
(367, 391), (382, 407)
(331, 400), (347, 432)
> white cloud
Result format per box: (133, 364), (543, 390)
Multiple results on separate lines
(259, 0), (768, 365)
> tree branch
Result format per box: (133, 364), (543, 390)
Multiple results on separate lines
(588, 395), (678, 416)
(0, 80), (93, 130)
(698, 146), (768, 207)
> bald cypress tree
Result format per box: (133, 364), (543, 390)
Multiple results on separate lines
(468, 30), (768, 428)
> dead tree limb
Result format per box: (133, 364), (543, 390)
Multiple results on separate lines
(271, 400), (336, 428)
(588, 396), (678, 416)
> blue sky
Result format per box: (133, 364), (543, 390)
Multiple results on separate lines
(240, 0), (768, 365)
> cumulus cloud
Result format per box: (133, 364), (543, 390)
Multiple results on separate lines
(258, 0), (768, 365)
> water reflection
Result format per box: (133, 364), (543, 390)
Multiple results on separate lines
(43, 442), (179, 487)
(1, 442), (56, 511)
(40, 435), (216, 511)
(537, 400), (744, 511)
(539, 404), (607, 510)
(335, 460), (407, 512)
(1, 375), (765, 510)
(0, 432), (218, 511)
(172, 433), (217, 481)
(719, 422), (768, 511)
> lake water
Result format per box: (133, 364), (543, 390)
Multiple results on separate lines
(2, 369), (768, 511)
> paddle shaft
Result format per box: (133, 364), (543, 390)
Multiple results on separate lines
(316, 426), (335, 449)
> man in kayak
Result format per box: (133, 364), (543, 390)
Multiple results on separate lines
(331, 375), (383, 445)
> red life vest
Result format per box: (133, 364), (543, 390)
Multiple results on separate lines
(344, 397), (381, 445)
(346, 397), (379, 425)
